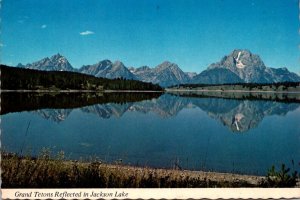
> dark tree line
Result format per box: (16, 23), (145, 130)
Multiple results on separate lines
(171, 82), (300, 89)
(0, 65), (163, 91)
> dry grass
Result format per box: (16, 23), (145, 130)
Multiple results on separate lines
(1, 151), (266, 188)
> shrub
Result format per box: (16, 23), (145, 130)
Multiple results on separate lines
(262, 164), (298, 187)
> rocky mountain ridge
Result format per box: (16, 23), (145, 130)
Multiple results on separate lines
(16, 50), (300, 86)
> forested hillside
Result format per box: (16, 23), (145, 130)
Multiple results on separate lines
(168, 82), (300, 92)
(0, 65), (163, 91)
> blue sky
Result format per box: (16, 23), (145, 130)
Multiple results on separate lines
(1, 0), (299, 73)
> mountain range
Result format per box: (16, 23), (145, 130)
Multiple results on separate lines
(17, 50), (300, 87)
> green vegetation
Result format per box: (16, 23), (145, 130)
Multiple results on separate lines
(261, 164), (299, 187)
(3, 152), (299, 188)
(2, 152), (260, 188)
(0, 65), (162, 91)
(168, 91), (300, 103)
(169, 82), (300, 92)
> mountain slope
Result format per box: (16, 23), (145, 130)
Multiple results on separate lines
(192, 68), (244, 84)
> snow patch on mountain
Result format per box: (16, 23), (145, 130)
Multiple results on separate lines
(235, 51), (246, 69)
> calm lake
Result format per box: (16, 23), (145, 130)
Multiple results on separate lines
(1, 92), (300, 176)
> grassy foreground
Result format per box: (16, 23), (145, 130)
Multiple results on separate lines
(2, 152), (299, 188)
(1, 152), (264, 188)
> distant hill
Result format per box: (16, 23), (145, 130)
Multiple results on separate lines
(0, 65), (163, 91)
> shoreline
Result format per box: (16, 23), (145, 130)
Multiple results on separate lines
(165, 88), (300, 94)
(3, 155), (300, 188)
(2, 154), (267, 188)
(0, 89), (164, 93)
(2, 89), (300, 94)
(96, 163), (266, 186)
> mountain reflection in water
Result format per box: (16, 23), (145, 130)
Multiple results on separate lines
(2, 92), (299, 133)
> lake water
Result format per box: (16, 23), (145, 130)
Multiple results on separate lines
(1, 92), (300, 176)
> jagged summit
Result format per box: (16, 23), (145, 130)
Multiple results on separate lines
(132, 66), (151, 72)
(79, 59), (137, 80)
(18, 53), (74, 71)
(209, 49), (265, 71)
(112, 60), (126, 69)
(155, 61), (173, 68)
(50, 54), (70, 66)
(80, 59), (113, 76)
(154, 61), (184, 73)
(51, 53), (63, 58)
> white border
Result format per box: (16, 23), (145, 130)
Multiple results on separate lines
(2, 188), (300, 199)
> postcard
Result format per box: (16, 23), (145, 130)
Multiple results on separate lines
(1, 0), (299, 199)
